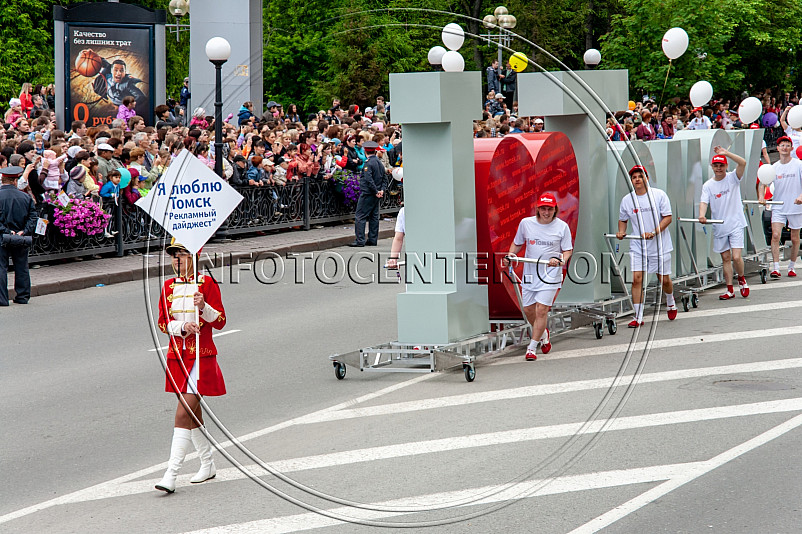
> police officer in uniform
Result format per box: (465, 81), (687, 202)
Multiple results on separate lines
(349, 140), (386, 247)
(0, 166), (38, 306)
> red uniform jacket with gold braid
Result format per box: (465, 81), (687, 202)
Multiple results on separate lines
(157, 274), (227, 396)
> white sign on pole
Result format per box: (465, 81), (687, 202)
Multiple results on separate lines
(136, 149), (243, 254)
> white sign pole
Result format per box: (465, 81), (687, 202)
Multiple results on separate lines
(193, 253), (200, 384)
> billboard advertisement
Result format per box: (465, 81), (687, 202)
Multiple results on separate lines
(66, 24), (154, 127)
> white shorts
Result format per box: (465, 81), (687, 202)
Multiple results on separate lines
(771, 211), (802, 229)
(713, 227), (745, 254)
(522, 287), (559, 307)
(630, 251), (672, 275)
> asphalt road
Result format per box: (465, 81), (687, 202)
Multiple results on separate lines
(2, 240), (802, 533)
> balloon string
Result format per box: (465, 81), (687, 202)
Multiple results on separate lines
(657, 59), (671, 114)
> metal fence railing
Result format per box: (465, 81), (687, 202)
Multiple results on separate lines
(30, 176), (403, 263)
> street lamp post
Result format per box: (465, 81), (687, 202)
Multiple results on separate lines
(481, 6), (516, 86)
(166, 0), (189, 42)
(206, 37), (231, 239)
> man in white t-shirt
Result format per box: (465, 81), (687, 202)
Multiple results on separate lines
(686, 108), (711, 130)
(759, 136), (802, 278)
(504, 193), (573, 360)
(617, 165), (677, 327)
(699, 147), (749, 299)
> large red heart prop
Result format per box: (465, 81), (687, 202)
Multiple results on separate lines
(474, 133), (580, 319)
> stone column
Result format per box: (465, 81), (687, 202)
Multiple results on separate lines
(189, 0), (263, 120)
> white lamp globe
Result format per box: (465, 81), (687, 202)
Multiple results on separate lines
(441, 23), (465, 51)
(205, 37), (231, 62)
(441, 50), (465, 72)
(583, 48), (601, 66)
(169, 0), (188, 17)
(494, 6), (508, 17)
(483, 15), (497, 29)
(428, 46), (447, 65)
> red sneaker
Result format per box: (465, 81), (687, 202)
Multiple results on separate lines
(770, 270), (782, 279)
(739, 278), (749, 298)
(719, 292), (735, 300)
(788, 270), (797, 277)
(667, 305), (678, 320)
(628, 320), (644, 328)
(525, 348), (538, 361)
(540, 329), (551, 354)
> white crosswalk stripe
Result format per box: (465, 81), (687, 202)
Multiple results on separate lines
(6, 286), (802, 534)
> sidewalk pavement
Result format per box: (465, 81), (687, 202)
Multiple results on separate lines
(8, 220), (397, 299)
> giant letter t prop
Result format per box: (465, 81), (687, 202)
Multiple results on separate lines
(389, 72), (489, 344)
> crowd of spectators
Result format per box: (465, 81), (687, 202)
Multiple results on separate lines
(1, 76), (797, 223)
(0, 83), (405, 228)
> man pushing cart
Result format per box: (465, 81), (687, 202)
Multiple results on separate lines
(698, 146), (750, 300)
(503, 193), (573, 361)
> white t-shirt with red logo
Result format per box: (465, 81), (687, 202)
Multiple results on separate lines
(771, 158), (802, 215)
(513, 216), (573, 290)
(619, 187), (673, 256)
(700, 170), (747, 237)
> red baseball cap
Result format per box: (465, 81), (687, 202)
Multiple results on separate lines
(711, 155), (728, 166)
(628, 165), (648, 177)
(750, 123), (760, 129)
(536, 192), (557, 208)
(777, 135), (793, 146)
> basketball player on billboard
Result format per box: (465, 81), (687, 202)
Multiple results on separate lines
(75, 49), (145, 106)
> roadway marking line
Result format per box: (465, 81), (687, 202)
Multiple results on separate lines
(747, 279), (802, 292)
(0, 372), (436, 527)
(181, 462), (701, 533)
(301, 357), (802, 424)
(53, 397), (802, 504)
(676, 299), (802, 317)
(544, 324), (802, 362)
(569, 411), (802, 533)
(148, 329), (242, 351)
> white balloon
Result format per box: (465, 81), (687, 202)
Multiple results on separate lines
(441, 23), (464, 51)
(583, 48), (601, 66)
(689, 80), (713, 108)
(738, 97), (762, 124)
(757, 164), (775, 185)
(427, 46), (446, 65)
(441, 50), (465, 72)
(788, 106), (802, 129)
(392, 167), (403, 181)
(661, 27), (689, 60)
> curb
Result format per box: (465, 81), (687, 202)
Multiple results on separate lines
(27, 229), (395, 298)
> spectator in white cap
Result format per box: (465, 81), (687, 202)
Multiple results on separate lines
(533, 118), (544, 132)
(96, 142), (116, 183)
(493, 93), (507, 117)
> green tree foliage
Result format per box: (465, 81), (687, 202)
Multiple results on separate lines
(0, 0), (59, 100)
(601, 0), (802, 102)
(4, 0), (802, 115)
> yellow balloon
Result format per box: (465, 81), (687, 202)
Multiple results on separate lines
(628, 100), (636, 110)
(510, 52), (528, 72)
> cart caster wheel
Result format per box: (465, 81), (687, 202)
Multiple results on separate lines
(464, 365), (475, 382)
(334, 362), (346, 380)
(607, 319), (617, 335)
(682, 296), (690, 312)
(760, 269), (768, 284)
(691, 293), (699, 308)
(594, 323), (603, 339)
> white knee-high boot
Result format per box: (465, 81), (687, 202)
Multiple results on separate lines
(189, 427), (216, 483)
(155, 428), (192, 493)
